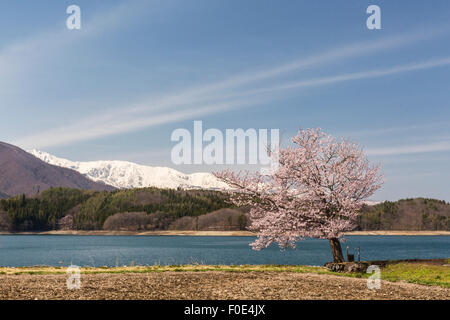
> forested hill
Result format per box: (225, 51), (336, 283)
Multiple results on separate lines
(0, 187), (233, 231)
(0, 187), (449, 232)
(359, 198), (450, 231)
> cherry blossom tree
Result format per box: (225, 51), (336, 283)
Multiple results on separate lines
(214, 127), (383, 263)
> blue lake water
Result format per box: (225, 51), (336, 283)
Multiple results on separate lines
(0, 235), (448, 267)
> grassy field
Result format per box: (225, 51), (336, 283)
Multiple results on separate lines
(1, 261), (448, 288)
(380, 262), (450, 287)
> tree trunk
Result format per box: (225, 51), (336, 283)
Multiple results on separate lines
(329, 238), (344, 263)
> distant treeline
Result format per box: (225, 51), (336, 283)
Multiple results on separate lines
(0, 188), (94, 231)
(358, 198), (450, 231)
(0, 187), (234, 231)
(0, 188), (449, 232)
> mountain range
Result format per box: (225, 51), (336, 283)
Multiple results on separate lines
(0, 142), (115, 197)
(28, 149), (229, 191)
(1, 143), (382, 199)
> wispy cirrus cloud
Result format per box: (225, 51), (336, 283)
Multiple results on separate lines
(13, 97), (262, 148)
(341, 121), (450, 139)
(247, 56), (450, 94)
(367, 140), (450, 156)
(14, 54), (450, 149)
(6, 10), (450, 149)
(74, 25), (450, 120)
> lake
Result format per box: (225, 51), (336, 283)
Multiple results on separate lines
(0, 235), (448, 267)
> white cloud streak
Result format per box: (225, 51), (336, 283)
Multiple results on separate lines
(81, 27), (450, 121)
(4, 9), (450, 149)
(245, 57), (450, 94)
(367, 140), (450, 156)
(13, 97), (262, 148)
(341, 121), (450, 139)
(14, 54), (450, 149)
(13, 55), (450, 149)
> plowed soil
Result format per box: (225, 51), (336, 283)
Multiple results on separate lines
(0, 271), (448, 300)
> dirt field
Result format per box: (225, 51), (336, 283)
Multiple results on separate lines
(0, 271), (448, 300)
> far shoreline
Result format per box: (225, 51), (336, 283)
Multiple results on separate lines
(0, 230), (449, 236)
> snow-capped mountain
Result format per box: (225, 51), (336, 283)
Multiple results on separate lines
(363, 200), (381, 206)
(28, 150), (230, 190)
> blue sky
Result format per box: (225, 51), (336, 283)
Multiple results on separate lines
(1, 0), (450, 201)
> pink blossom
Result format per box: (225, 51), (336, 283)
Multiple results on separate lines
(214, 127), (383, 251)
